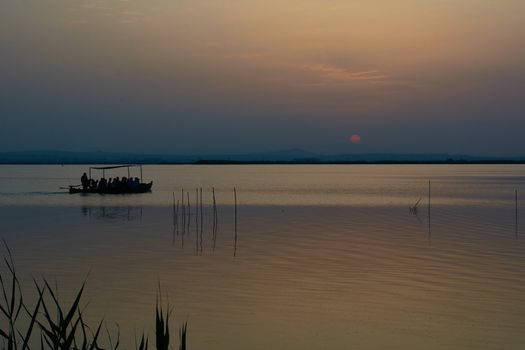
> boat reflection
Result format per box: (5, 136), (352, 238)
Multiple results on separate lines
(81, 205), (143, 222)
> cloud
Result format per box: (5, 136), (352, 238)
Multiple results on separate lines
(302, 64), (389, 83)
(223, 52), (268, 60)
(119, 10), (149, 23)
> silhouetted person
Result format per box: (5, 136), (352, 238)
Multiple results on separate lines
(126, 177), (135, 188)
(81, 172), (88, 190)
(98, 178), (107, 190)
(121, 177), (128, 189)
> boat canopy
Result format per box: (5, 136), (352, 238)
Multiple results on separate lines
(88, 164), (143, 181)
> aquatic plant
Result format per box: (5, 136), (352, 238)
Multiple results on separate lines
(178, 323), (187, 350)
(155, 289), (171, 350)
(409, 197), (422, 214)
(0, 242), (187, 350)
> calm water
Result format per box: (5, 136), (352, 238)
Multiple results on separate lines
(1, 165), (525, 349)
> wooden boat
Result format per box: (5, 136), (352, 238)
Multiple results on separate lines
(68, 165), (153, 194)
(69, 181), (153, 194)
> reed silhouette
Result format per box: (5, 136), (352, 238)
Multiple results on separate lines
(0, 242), (188, 350)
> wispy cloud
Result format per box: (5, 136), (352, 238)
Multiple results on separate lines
(302, 64), (389, 83)
(223, 52), (267, 60)
(67, 1), (151, 25)
(119, 10), (149, 24)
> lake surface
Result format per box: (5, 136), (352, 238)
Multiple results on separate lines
(1, 164), (525, 349)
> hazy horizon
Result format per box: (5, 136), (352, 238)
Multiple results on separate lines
(2, 148), (525, 159)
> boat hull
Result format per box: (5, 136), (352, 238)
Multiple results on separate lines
(69, 182), (153, 194)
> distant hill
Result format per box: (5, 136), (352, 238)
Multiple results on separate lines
(0, 150), (524, 164)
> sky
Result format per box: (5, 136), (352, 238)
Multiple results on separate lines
(0, 0), (524, 156)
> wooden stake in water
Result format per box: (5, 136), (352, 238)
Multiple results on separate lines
(428, 180), (431, 212)
(172, 192), (176, 227)
(200, 188), (204, 254)
(211, 188), (216, 252)
(428, 180), (431, 242)
(187, 192), (191, 231)
(234, 187), (238, 257)
(176, 200), (180, 233)
(514, 189), (518, 238)
(200, 187), (203, 231)
(195, 215), (199, 255)
(181, 188), (185, 233)
(187, 192), (190, 217)
(196, 188), (199, 229)
(173, 192), (179, 232)
(212, 187), (217, 228)
(172, 198), (178, 246)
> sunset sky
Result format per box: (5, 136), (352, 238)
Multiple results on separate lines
(1, 0), (524, 155)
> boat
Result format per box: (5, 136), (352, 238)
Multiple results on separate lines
(69, 182), (152, 194)
(68, 165), (153, 194)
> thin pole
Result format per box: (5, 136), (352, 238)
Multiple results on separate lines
(196, 188), (199, 228)
(200, 188), (203, 254)
(234, 187), (238, 230)
(212, 187), (218, 250)
(195, 192), (199, 254)
(173, 192), (177, 227)
(140, 165), (143, 183)
(195, 222), (199, 255)
(176, 200), (179, 234)
(234, 187), (238, 257)
(195, 188), (200, 255)
(428, 180), (431, 213)
(200, 188), (203, 230)
(198, 188), (203, 254)
(181, 225), (184, 248)
(428, 180), (431, 243)
(514, 189), (518, 238)
(181, 188), (185, 232)
(212, 187), (217, 228)
(187, 192), (190, 231)
(127, 166), (130, 179)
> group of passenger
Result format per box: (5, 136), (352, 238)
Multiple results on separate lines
(81, 172), (141, 191)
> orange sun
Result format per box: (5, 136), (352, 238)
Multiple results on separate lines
(350, 134), (361, 144)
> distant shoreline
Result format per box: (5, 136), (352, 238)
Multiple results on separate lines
(1, 160), (525, 165)
(1, 150), (524, 165)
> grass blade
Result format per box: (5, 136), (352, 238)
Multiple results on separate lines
(21, 282), (44, 350)
(89, 321), (103, 350)
(178, 322), (187, 350)
(63, 282), (85, 328)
